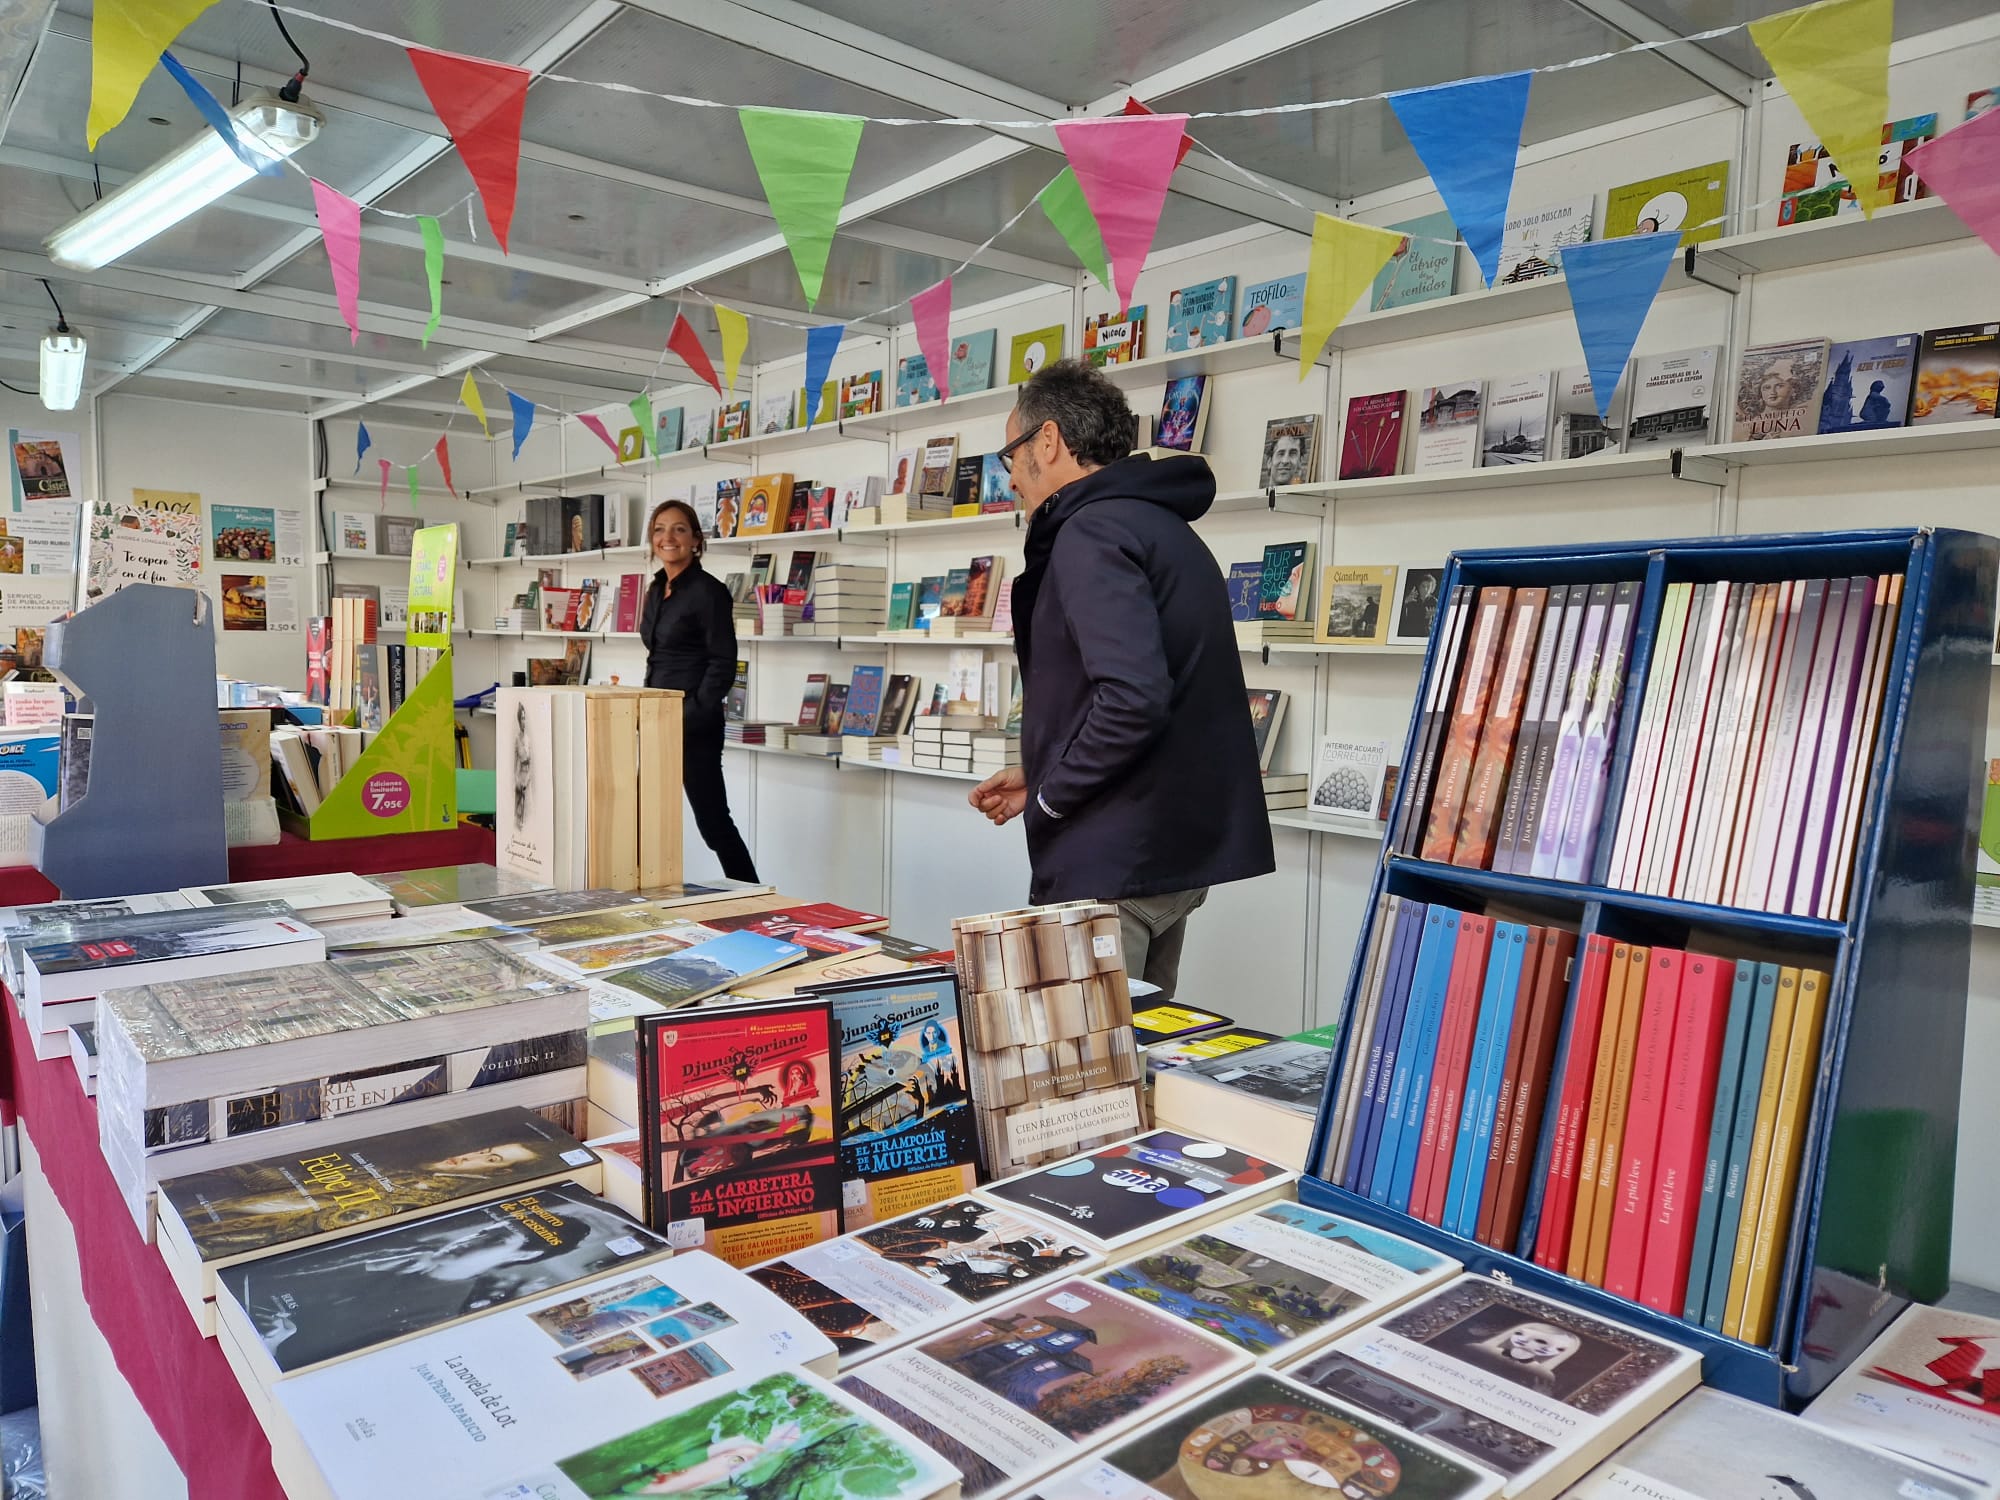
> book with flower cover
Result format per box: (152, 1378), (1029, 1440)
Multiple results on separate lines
(1341, 391), (1407, 479)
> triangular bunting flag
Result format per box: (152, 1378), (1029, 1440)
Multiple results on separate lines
(309, 179), (363, 345)
(418, 216), (445, 347)
(406, 46), (530, 251)
(910, 279), (954, 404)
(667, 313), (722, 397)
(1908, 110), (2000, 259)
(508, 390), (535, 461)
(433, 435), (456, 496)
(88, 0), (220, 148)
(459, 372), (490, 436)
(1121, 97), (1194, 167)
(1750, 0), (1893, 217)
(354, 420), (371, 475)
(1558, 234), (1684, 420)
(715, 305), (750, 394)
(629, 395), (655, 456)
(1052, 112), (1189, 313)
(407, 465), (421, 511)
(161, 52), (279, 177)
(378, 458), (391, 509)
(738, 107), (865, 310)
(803, 322), (844, 429)
(1298, 214), (1405, 378)
(1037, 169), (1114, 297)
(577, 413), (620, 458)
(1388, 71), (1532, 287)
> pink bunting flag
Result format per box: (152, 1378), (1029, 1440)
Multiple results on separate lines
(1051, 112), (1190, 313)
(577, 413), (621, 458)
(433, 435), (456, 496)
(377, 458), (391, 510)
(910, 279), (954, 404)
(309, 178), (362, 345)
(1906, 110), (2000, 260)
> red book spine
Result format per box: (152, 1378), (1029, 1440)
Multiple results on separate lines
(1490, 928), (1580, 1250)
(1476, 926), (1548, 1243)
(1532, 933), (1615, 1269)
(1637, 954), (1737, 1312)
(1412, 916), (1492, 1223)
(1421, 587), (1512, 861)
(1602, 947), (1686, 1300)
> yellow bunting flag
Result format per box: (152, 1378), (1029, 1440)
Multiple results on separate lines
(1298, 213), (1404, 378)
(1749, 0), (1894, 217)
(716, 304), (750, 395)
(459, 372), (491, 436)
(89, 0), (221, 148)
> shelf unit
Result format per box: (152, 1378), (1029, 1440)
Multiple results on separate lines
(1299, 528), (1998, 1410)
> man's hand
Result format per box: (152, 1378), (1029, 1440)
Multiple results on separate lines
(969, 766), (1028, 826)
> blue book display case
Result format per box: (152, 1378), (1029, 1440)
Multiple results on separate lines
(1301, 527), (1996, 1407)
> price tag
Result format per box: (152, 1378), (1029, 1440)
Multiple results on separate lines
(667, 1219), (705, 1250)
(1092, 934), (1118, 958)
(606, 1235), (645, 1256)
(560, 1149), (594, 1166)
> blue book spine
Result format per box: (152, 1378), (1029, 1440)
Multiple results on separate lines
(1338, 901), (1423, 1187)
(1386, 912), (1463, 1211)
(1450, 922), (1530, 1235)
(1370, 909), (1456, 1203)
(1700, 961), (1782, 1330)
(1683, 959), (1758, 1321)
(1348, 916), (1418, 1194)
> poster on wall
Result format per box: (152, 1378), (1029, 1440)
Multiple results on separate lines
(211, 503), (305, 569)
(0, 501), (82, 575)
(0, 581), (76, 635)
(87, 488), (203, 597)
(405, 523), (457, 648)
(8, 430), (82, 503)
(221, 574), (266, 630)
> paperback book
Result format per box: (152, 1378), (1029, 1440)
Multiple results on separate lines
(1317, 565), (1395, 646)
(1603, 161), (1730, 245)
(950, 329), (998, 394)
(1911, 323), (2000, 425)
(1157, 376), (1210, 452)
(1802, 1303), (2000, 1489)
(1239, 272), (1307, 336)
(1259, 414), (1320, 487)
(1414, 383), (1484, 471)
(1340, 391), (1406, 480)
(1372, 211), (1458, 310)
(1164, 277), (1236, 351)
(1626, 347), (1720, 448)
(1732, 338), (1830, 442)
(1818, 333), (1918, 432)
(1552, 365), (1628, 459)
(598, 929), (809, 1016)
(1481, 371), (1554, 465)
(1150, 1027), (1340, 1171)
(1498, 198), (1592, 283)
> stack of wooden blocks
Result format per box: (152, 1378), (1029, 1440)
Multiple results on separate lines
(950, 900), (1143, 1179)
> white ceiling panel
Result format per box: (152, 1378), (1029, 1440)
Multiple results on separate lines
(199, 308), (444, 368)
(255, 243), (604, 335)
(113, 372), (311, 411)
(1609, 0), (2000, 79)
(692, 238), (1041, 331)
(149, 339), (385, 396)
(542, 296), (813, 367)
(0, 267), (204, 331)
(464, 354), (655, 408)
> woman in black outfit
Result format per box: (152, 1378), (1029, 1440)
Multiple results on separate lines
(638, 499), (757, 881)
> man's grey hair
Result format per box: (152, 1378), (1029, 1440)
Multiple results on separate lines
(1014, 358), (1137, 467)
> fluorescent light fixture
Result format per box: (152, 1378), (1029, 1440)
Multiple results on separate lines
(46, 93), (322, 271)
(39, 329), (85, 411)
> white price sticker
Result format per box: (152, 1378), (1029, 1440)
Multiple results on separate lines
(1048, 1290), (1092, 1313)
(667, 1218), (705, 1250)
(1092, 934), (1117, 958)
(606, 1235), (646, 1256)
(561, 1149), (594, 1166)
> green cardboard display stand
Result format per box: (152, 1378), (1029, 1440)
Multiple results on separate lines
(284, 648), (458, 838)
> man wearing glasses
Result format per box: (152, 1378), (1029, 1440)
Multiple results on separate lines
(969, 360), (1274, 998)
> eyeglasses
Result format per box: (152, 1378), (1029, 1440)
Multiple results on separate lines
(997, 420), (1048, 474)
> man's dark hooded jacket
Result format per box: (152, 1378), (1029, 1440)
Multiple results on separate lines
(1012, 451), (1276, 905)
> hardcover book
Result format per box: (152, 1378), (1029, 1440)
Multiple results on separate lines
(1083, 305), (1147, 366)
(895, 354), (939, 408)
(1156, 375), (1209, 452)
(716, 400), (751, 443)
(748, 1196), (1100, 1368)
(1480, 370), (1554, 465)
(1732, 338), (1831, 442)
(635, 999), (841, 1265)
(1911, 323), (2000, 425)
(1371, 211), (1458, 310)
(1603, 160), (1730, 245)
(756, 391), (794, 434)
(655, 406), (683, 453)
(1413, 382), (1484, 472)
(1316, 565), (1396, 646)
(1552, 364), (1629, 458)
(1780, 115), (1936, 224)
(736, 472), (794, 538)
(1164, 276), (1236, 351)
(1239, 272), (1307, 336)
(1626, 346), (1720, 448)
(1818, 332), (1918, 432)
(839, 370), (882, 418)
(1498, 197), (1593, 283)
(1259, 414), (1320, 487)
(601, 931), (808, 1016)
(1256, 541), (1315, 622)
(1009, 325), (1066, 383)
(1340, 391), (1406, 480)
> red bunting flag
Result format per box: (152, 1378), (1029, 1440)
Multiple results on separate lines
(1122, 97), (1194, 168)
(406, 46), (530, 252)
(433, 435), (456, 495)
(667, 313), (722, 397)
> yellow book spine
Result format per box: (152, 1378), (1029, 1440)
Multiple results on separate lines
(1585, 945), (1650, 1286)
(1566, 945), (1633, 1279)
(1723, 965), (1802, 1336)
(1738, 967), (1831, 1345)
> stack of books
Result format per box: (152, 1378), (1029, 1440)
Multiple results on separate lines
(1150, 1022), (1342, 1169)
(1262, 770), (1309, 810)
(967, 728), (1020, 779)
(923, 556), (1005, 638)
(723, 719), (784, 746)
(797, 562), (887, 637)
(94, 939), (589, 1233)
(180, 872), (393, 926)
(912, 715), (1002, 773)
(755, 589), (802, 637)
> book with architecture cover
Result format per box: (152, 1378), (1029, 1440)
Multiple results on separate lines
(1732, 338), (1831, 441)
(1818, 332), (1918, 432)
(748, 1196), (1100, 1369)
(600, 930), (808, 1013)
(1626, 346), (1720, 448)
(1372, 211), (1458, 310)
(1481, 371), (1554, 465)
(838, 1276), (1251, 1499)
(1413, 383), (1484, 471)
(1552, 365), (1629, 459)
(1340, 391), (1406, 479)
(636, 999), (840, 1265)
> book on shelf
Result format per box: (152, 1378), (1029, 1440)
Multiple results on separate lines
(1225, 561), (1262, 622)
(1263, 771), (1309, 810)
(1802, 1302), (2000, 1490)
(916, 435), (959, 511)
(1732, 337), (1831, 441)
(821, 682), (850, 735)
(836, 1274), (1253, 1500)
(1603, 159), (1731, 245)
(633, 998), (840, 1265)
(1083, 305), (1147, 366)
(1780, 114), (1935, 224)
(1576, 1385), (1987, 1500)
(1149, 1024), (1342, 1170)
(748, 1194), (1098, 1370)
(1257, 540), (1315, 623)
(215, 1181), (671, 1384)
(1257, 413), (1321, 487)
(1036, 1369), (1502, 1500)
(1282, 1274), (1700, 1500)
(1009, 324), (1065, 382)
(1164, 276), (1236, 351)
(1309, 736), (1388, 820)
(1552, 363), (1630, 459)
(1371, 210), (1458, 310)
(1414, 382), (1484, 471)
(839, 369), (882, 418)
(1156, 375), (1210, 452)
(1340, 391), (1406, 480)
(1626, 345), (1720, 447)
(1246, 687), (1287, 772)
(1316, 565), (1396, 646)
(1481, 370), (1554, 465)
(1239, 271), (1306, 336)
(1498, 195), (1592, 283)
(154, 1105), (599, 1334)
(1818, 332), (1918, 433)
(1912, 322), (2000, 424)
(894, 353), (938, 407)
(1388, 565), (1445, 647)
(716, 399), (751, 443)
(682, 407), (714, 447)
(1143, 1026), (1280, 1073)
(949, 328), (998, 393)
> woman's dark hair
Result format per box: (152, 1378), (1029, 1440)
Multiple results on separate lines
(648, 498), (705, 559)
(1014, 358), (1138, 467)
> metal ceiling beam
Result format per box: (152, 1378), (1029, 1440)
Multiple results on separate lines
(1557, 0), (1758, 105)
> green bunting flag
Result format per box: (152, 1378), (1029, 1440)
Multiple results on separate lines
(629, 394), (655, 457)
(407, 465), (421, 511)
(1037, 168), (1114, 298)
(738, 106), (865, 311)
(419, 216), (445, 347)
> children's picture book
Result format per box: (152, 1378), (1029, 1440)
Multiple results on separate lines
(1818, 333), (1918, 433)
(1603, 160), (1731, 245)
(1008, 325), (1065, 383)
(839, 371), (883, 418)
(949, 329), (998, 394)
(1083, 305), (1146, 366)
(1912, 323), (2000, 425)
(1339, 391), (1406, 480)
(1780, 115), (1936, 223)
(1225, 561), (1262, 623)
(756, 391), (794, 435)
(1164, 276), (1236, 351)
(1371, 210), (1458, 310)
(1732, 338), (1831, 441)
(1498, 197), (1593, 283)
(895, 354), (939, 408)
(1413, 382), (1484, 471)
(654, 406), (683, 454)
(1156, 375), (1209, 452)
(1258, 414), (1320, 487)
(1238, 273), (1307, 337)
(715, 400), (751, 444)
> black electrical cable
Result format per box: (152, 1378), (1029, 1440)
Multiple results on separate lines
(0, 379), (36, 397)
(266, 0), (310, 101)
(40, 279), (66, 331)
